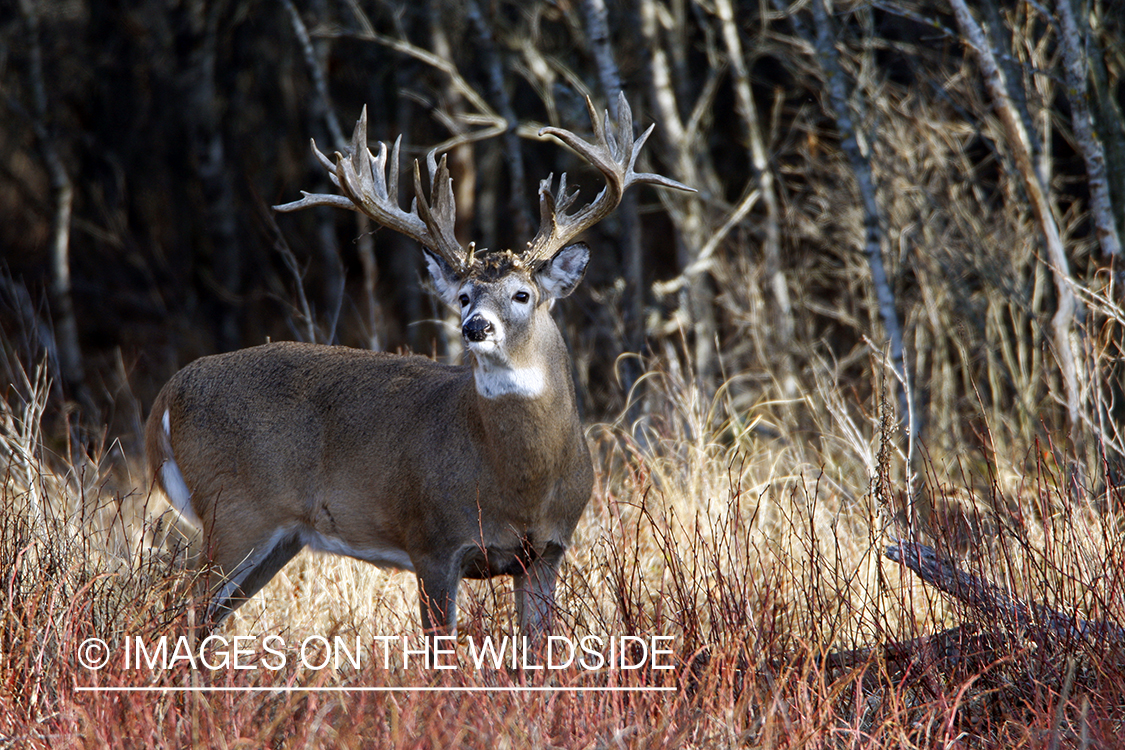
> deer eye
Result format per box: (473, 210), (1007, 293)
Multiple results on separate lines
(459, 294), (470, 308)
(513, 291), (531, 304)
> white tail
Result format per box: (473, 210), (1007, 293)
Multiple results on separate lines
(145, 94), (693, 636)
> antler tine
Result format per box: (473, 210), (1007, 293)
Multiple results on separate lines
(525, 92), (695, 266)
(275, 106), (466, 270)
(412, 150), (467, 271)
(387, 135), (401, 205)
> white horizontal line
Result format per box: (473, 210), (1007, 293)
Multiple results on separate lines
(77, 686), (676, 693)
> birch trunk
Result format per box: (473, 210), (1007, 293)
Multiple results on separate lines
(1055, 0), (1122, 259)
(429, 1), (470, 363)
(183, 0), (241, 352)
(466, 0), (532, 243)
(1082, 2), (1125, 265)
(714, 0), (795, 398)
(284, 0), (346, 342)
(638, 0), (718, 397)
(809, 0), (914, 439)
(949, 0), (1086, 446)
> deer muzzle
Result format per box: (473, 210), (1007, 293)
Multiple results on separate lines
(463, 314), (494, 342)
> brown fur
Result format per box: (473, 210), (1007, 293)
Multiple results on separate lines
(146, 334), (592, 635)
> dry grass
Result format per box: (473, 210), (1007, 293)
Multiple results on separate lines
(2, 351), (1123, 749)
(3, 1), (1123, 746)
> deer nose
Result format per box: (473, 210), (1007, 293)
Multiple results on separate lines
(463, 315), (493, 342)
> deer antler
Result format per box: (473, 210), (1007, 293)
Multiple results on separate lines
(274, 106), (469, 271)
(525, 92), (695, 267)
(276, 95), (691, 272)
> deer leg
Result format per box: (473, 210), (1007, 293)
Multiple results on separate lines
(206, 530), (304, 626)
(413, 559), (460, 636)
(514, 543), (565, 640)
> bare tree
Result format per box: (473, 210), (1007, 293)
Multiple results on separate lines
(283, 0), (348, 343)
(713, 0), (794, 398)
(17, 0), (86, 408)
(1054, 0), (1121, 261)
(949, 0), (1087, 457)
(465, 0), (532, 243)
(1080, 0), (1125, 266)
(180, 0), (242, 352)
(778, 0), (915, 444)
(579, 0), (650, 413)
(638, 0), (719, 398)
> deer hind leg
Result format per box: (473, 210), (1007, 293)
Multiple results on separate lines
(204, 529), (305, 626)
(514, 542), (565, 640)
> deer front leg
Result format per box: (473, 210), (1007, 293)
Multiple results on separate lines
(413, 558), (460, 636)
(514, 543), (565, 640)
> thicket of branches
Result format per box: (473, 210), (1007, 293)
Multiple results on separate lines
(2, 0), (1123, 491)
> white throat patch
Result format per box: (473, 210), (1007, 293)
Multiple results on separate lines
(473, 362), (546, 399)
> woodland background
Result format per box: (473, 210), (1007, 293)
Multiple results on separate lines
(2, 0), (1119, 474)
(2, 0), (1125, 746)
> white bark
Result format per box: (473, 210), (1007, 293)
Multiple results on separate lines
(639, 0), (718, 394)
(714, 0), (795, 397)
(949, 0), (1086, 437)
(579, 0), (651, 410)
(809, 0), (913, 435)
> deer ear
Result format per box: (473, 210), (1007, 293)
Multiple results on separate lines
(537, 243), (589, 300)
(423, 248), (462, 305)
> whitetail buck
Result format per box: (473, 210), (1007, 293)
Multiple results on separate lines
(145, 93), (692, 636)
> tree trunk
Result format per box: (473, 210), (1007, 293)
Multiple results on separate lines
(714, 0), (795, 398)
(182, 0), (241, 352)
(808, 0), (914, 442)
(19, 0), (87, 409)
(465, 0), (531, 245)
(1055, 0), (1121, 260)
(429, 0), (469, 363)
(638, 0), (718, 399)
(580, 0), (649, 415)
(285, 0), (347, 343)
(1082, 0), (1125, 271)
(949, 0), (1087, 460)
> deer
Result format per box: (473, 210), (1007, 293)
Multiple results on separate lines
(145, 93), (692, 638)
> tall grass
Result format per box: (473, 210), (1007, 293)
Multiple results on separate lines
(2, 349), (1122, 747)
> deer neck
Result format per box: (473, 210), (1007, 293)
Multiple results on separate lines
(467, 311), (573, 404)
(467, 318), (581, 477)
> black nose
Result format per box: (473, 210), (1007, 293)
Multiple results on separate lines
(463, 315), (493, 342)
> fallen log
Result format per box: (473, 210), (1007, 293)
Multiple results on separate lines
(886, 540), (1125, 644)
